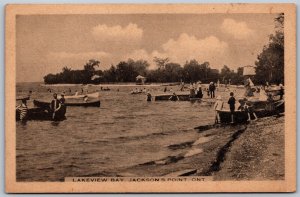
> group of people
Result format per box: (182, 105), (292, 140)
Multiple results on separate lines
(214, 92), (258, 124)
(132, 87), (149, 94)
(16, 93), (67, 121)
(188, 82), (203, 98)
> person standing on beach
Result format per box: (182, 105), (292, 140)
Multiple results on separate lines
(228, 92), (236, 123)
(50, 93), (61, 120)
(214, 96), (224, 124)
(209, 82), (216, 98)
(238, 98), (258, 122)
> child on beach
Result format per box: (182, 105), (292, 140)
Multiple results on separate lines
(238, 98), (258, 122)
(214, 96), (224, 124)
(227, 92), (236, 123)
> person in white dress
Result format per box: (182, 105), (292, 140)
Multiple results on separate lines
(214, 96), (224, 124)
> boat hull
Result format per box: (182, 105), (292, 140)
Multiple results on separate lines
(16, 107), (66, 121)
(154, 94), (204, 101)
(217, 100), (284, 123)
(59, 92), (99, 99)
(33, 99), (100, 108)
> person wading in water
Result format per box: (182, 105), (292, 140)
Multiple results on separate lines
(16, 98), (28, 121)
(50, 93), (61, 120)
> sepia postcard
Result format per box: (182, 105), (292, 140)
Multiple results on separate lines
(5, 4), (296, 193)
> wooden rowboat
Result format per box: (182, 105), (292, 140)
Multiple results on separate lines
(16, 107), (66, 121)
(33, 99), (100, 108)
(217, 99), (284, 123)
(58, 92), (99, 99)
(154, 94), (204, 101)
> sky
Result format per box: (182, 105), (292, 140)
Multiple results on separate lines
(16, 13), (278, 82)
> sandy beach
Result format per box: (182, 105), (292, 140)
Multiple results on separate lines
(113, 115), (284, 180)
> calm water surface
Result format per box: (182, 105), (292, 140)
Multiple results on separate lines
(16, 83), (217, 181)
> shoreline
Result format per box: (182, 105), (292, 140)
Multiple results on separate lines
(107, 115), (284, 180)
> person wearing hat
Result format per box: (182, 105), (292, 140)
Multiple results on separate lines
(214, 96), (224, 124)
(209, 82), (216, 98)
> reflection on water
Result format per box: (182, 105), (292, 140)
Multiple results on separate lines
(16, 83), (221, 181)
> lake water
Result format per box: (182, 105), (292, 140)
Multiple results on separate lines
(16, 83), (234, 181)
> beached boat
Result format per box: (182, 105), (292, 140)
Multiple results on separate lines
(33, 99), (101, 108)
(217, 99), (284, 123)
(16, 107), (66, 121)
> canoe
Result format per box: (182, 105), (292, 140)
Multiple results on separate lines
(33, 99), (100, 108)
(59, 92), (99, 99)
(16, 107), (66, 121)
(217, 99), (284, 123)
(154, 94), (203, 101)
(131, 91), (143, 95)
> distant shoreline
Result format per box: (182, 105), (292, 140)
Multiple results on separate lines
(16, 82), (184, 87)
(39, 83), (173, 87)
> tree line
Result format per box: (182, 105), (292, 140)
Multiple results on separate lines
(44, 58), (247, 85)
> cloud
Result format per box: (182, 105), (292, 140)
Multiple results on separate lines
(48, 51), (111, 60)
(153, 33), (229, 68)
(221, 18), (254, 39)
(45, 51), (112, 73)
(124, 34), (229, 69)
(91, 23), (143, 43)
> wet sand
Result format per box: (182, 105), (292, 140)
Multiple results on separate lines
(113, 115), (284, 180)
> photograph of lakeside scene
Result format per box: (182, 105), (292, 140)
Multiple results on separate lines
(16, 13), (284, 181)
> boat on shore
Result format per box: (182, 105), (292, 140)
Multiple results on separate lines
(33, 99), (101, 108)
(217, 99), (284, 123)
(16, 107), (66, 121)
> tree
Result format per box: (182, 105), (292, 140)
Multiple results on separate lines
(220, 65), (231, 83)
(84, 59), (100, 72)
(255, 13), (284, 85)
(164, 63), (183, 82)
(153, 57), (169, 70)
